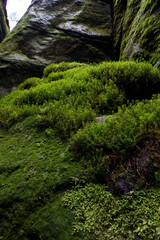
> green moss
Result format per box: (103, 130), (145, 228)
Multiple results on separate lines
(113, 0), (160, 63)
(137, 16), (160, 51)
(18, 77), (43, 90)
(43, 61), (89, 78)
(0, 60), (160, 239)
(0, 117), (83, 239)
(150, 53), (160, 67)
(63, 183), (160, 240)
(0, 11), (30, 53)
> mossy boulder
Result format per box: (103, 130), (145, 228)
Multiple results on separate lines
(0, 0), (9, 43)
(113, 0), (160, 66)
(0, 0), (112, 97)
(0, 61), (160, 239)
(0, 0), (160, 97)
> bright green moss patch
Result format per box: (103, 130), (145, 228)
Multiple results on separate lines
(43, 61), (90, 78)
(0, 61), (159, 136)
(69, 95), (160, 191)
(63, 183), (160, 240)
(18, 77), (42, 90)
(0, 60), (160, 239)
(70, 96), (160, 158)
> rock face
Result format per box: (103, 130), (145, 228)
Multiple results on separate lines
(0, 0), (9, 43)
(0, 0), (112, 96)
(0, 0), (160, 97)
(113, 0), (160, 66)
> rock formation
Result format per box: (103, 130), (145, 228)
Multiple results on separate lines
(0, 0), (112, 96)
(113, 0), (160, 66)
(0, 0), (160, 97)
(0, 0), (9, 43)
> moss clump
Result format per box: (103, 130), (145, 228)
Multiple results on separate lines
(63, 183), (160, 240)
(18, 77), (42, 90)
(0, 60), (160, 239)
(43, 61), (89, 78)
(0, 61), (159, 136)
(69, 96), (160, 193)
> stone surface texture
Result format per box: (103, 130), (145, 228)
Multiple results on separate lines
(0, 0), (160, 96)
(0, 0), (9, 43)
(0, 0), (112, 96)
(113, 0), (160, 66)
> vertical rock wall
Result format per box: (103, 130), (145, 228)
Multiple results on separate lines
(113, 0), (160, 66)
(0, 0), (9, 42)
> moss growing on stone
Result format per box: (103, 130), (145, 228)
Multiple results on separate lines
(0, 60), (160, 239)
(0, 0), (9, 42)
(113, 0), (160, 64)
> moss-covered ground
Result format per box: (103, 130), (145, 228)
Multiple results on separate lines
(0, 117), (83, 240)
(0, 61), (160, 239)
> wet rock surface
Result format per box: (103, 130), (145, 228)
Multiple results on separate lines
(0, 0), (9, 43)
(0, 0), (112, 96)
(0, 0), (160, 96)
(113, 0), (160, 65)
